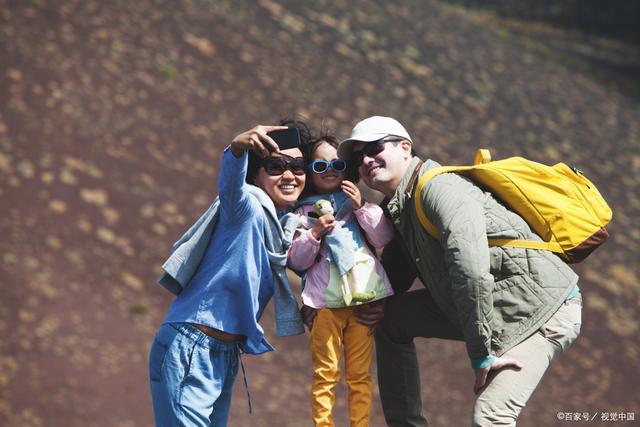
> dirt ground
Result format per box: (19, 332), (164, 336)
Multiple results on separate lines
(1, 1), (639, 426)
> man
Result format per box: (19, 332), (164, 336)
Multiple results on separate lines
(338, 116), (582, 426)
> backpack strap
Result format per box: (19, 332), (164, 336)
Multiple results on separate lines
(405, 159), (424, 198)
(413, 165), (471, 239)
(412, 154), (564, 253)
(487, 238), (562, 252)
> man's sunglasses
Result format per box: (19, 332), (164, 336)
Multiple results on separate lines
(308, 159), (348, 174)
(261, 155), (306, 176)
(352, 138), (403, 166)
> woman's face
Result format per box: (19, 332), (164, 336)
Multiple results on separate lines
(254, 147), (306, 211)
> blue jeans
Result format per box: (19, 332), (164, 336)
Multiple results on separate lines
(149, 323), (240, 427)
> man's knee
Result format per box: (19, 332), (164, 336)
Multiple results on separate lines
(472, 401), (519, 427)
(473, 390), (524, 427)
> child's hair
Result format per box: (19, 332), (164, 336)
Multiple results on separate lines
(246, 118), (313, 184)
(310, 132), (339, 155)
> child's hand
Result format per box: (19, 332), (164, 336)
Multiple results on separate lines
(342, 180), (363, 208)
(310, 214), (335, 240)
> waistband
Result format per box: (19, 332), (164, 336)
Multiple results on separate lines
(169, 323), (240, 352)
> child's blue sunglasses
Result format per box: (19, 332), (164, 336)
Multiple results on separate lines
(308, 159), (348, 174)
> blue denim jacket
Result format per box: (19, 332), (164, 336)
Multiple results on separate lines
(158, 147), (304, 354)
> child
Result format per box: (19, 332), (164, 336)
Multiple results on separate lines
(288, 134), (394, 427)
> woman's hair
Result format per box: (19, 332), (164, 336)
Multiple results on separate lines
(246, 118), (313, 184)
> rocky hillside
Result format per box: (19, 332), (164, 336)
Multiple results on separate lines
(1, 1), (638, 425)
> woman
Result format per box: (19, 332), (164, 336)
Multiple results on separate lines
(149, 121), (311, 426)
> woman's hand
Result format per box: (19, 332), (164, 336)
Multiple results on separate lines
(230, 125), (287, 158)
(310, 214), (335, 240)
(341, 180), (363, 208)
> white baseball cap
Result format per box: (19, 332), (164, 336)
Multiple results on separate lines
(338, 116), (413, 160)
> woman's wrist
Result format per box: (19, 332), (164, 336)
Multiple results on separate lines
(230, 143), (245, 158)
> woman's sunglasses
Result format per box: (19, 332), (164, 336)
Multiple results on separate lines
(352, 137), (403, 166)
(308, 159), (347, 174)
(261, 156), (306, 176)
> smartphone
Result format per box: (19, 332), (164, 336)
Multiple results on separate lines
(266, 128), (301, 151)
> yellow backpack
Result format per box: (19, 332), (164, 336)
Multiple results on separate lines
(413, 149), (612, 263)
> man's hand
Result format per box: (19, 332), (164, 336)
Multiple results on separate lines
(353, 299), (385, 335)
(473, 356), (524, 395)
(300, 304), (317, 331)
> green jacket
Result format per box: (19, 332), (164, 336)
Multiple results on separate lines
(386, 157), (578, 363)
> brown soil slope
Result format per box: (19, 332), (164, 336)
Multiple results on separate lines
(1, 1), (639, 426)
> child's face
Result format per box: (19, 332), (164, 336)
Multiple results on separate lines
(310, 142), (345, 194)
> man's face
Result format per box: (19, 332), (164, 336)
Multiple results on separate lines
(353, 139), (411, 192)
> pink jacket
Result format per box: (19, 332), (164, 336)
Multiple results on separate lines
(288, 201), (394, 309)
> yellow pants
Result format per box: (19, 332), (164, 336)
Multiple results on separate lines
(310, 307), (373, 427)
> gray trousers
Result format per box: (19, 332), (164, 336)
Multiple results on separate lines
(375, 289), (582, 427)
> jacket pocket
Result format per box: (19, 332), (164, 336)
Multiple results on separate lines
(493, 276), (543, 325)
